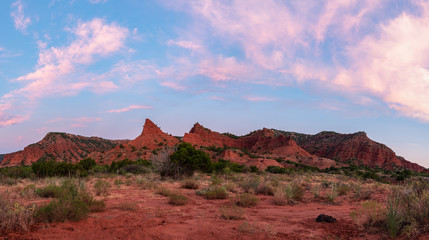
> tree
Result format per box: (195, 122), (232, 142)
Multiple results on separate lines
(169, 142), (212, 176)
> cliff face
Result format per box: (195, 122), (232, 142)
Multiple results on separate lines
(183, 123), (239, 148)
(89, 119), (180, 164)
(0, 133), (125, 167)
(279, 131), (426, 172)
(183, 123), (340, 170)
(1, 119), (425, 173)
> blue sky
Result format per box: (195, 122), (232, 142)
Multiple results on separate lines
(1, 0), (429, 168)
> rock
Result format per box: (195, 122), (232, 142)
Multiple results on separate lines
(281, 131), (427, 172)
(1, 133), (126, 167)
(88, 119), (180, 164)
(316, 214), (337, 223)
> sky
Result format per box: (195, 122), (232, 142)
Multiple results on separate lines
(0, 0), (428, 168)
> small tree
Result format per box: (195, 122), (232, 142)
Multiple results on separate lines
(169, 142), (212, 177)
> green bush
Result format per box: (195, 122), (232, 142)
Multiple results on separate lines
(265, 166), (287, 174)
(36, 179), (104, 222)
(36, 185), (62, 198)
(170, 143), (212, 176)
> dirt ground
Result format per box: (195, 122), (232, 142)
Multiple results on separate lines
(1, 173), (429, 240)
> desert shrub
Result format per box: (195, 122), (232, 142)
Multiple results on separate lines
(181, 179), (199, 189)
(170, 142), (212, 177)
(240, 176), (261, 193)
(0, 177), (18, 186)
(0, 166), (34, 179)
(32, 160), (87, 178)
(120, 164), (150, 175)
(21, 184), (36, 199)
(285, 182), (304, 203)
(114, 178), (122, 188)
(36, 185), (62, 198)
(36, 179), (104, 222)
(273, 189), (288, 206)
(91, 165), (109, 173)
(354, 187), (373, 200)
(212, 159), (247, 173)
(210, 175), (222, 185)
(235, 193), (259, 207)
(256, 181), (274, 195)
(311, 185), (321, 198)
(157, 187), (173, 197)
(37, 198), (89, 222)
(337, 183), (350, 196)
(219, 205), (245, 220)
(350, 201), (385, 231)
(265, 166), (287, 174)
(168, 194), (189, 206)
(94, 179), (110, 196)
(109, 159), (135, 173)
(386, 195), (402, 238)
(274, 182), (303, 205)
(326, 185), (337, 203)
(0, 196), (36, 234)
(112, 202), (138, 212)
(224, 183), (237, 193)
(196, 186), (228, 199)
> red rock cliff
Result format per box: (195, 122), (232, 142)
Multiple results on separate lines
(1, 132), (124, 167)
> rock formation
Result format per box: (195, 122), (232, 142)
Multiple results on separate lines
(1, 119), (426, 173)
(0, 132), (126, 167)
(279, 131), (426, 172)
(89, 119), (179, 164)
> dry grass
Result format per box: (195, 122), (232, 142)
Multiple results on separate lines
(235, 193), (259, 207)
(168, 194), (189, 206)
(181, 179), (199, 189)
(93, 179), (110, 196)
(0, 193), (36, 234)
(219, 205), (245, 220)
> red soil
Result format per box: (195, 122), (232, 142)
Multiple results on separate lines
(5, 176), (426, 240)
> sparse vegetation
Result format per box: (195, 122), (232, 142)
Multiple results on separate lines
(196, 186), (228, 199)
(235, 193), (259, 207)
(94, 179), (110, 196)
(168, 194), (189, 206)
(36, 179), (105, 222)
(219, 205), (244, 220)
(181, 179), (199, 189)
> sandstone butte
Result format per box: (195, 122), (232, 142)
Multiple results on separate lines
(0, 119), (427, 173)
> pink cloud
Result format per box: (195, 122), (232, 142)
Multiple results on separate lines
(15, 18), (128, 99)
(71, 124), (86, 128)
(108, 105), (152, 113)
(167, 40), (201, 51)
(0, 18), (128, 126)
(0, 114), (27, 127)
(244, 96), (275, 102)
(73, 117), (102, 123)
(11, 0), (31, 33)
(332, 8), (429, 121)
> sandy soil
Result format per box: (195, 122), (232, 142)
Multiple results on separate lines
(1, 174), (429, 240)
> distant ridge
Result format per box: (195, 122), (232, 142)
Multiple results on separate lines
(0, 132), (128, 167)
(1, 119), (426, 173)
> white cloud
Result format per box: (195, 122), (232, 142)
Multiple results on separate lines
(11, 0), (31, 33)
